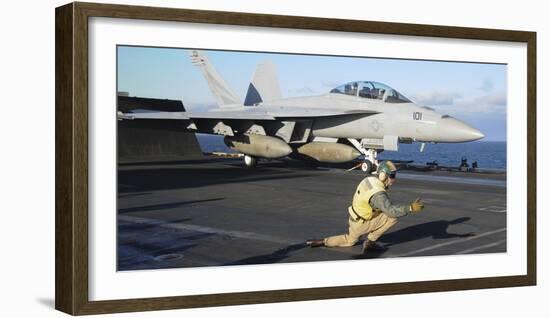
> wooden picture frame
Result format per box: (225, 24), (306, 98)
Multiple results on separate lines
(55, 1), (536, 315)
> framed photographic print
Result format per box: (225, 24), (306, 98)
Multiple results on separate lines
(55, 2), (536, 315)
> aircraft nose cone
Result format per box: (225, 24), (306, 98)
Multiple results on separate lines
(466, 127), (485, 141)
(438, 117), (485, 142)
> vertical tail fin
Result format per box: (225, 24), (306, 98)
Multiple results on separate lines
(244, 61), (282, 106)
(190, 50), (240, 107)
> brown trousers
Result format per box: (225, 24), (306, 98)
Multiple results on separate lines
(324, 213), (397, 247)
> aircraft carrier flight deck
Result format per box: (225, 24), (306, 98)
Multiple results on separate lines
(117, 157), (506, 271)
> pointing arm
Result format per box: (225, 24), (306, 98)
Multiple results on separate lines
(370, 192), (409, 218)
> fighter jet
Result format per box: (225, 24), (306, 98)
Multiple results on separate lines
(118, 50), (484, 172)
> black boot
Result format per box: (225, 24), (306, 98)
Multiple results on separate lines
(306, 239), (325, 247)
(361, 239), (385, 254)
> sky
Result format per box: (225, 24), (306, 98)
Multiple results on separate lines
(117, 46), (507, 141)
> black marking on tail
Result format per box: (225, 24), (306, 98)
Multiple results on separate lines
(244, 83), (262, 106)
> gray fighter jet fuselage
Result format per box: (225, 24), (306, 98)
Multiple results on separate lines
(119, 50), (484, 172)
(263, 89), (483, 142)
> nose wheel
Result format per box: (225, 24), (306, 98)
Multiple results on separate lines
(361, 161), (374, 173)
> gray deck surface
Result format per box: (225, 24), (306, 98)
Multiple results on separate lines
(117, 158), (506, 271)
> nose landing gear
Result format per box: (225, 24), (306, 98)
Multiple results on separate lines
(361, 148), (379, 173)
(348, 139), (379, 174)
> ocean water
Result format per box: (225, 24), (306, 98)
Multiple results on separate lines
(378, 141), (506, 170)
(195, 134), (506, 170)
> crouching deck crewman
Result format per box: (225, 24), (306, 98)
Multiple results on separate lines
(306, 160), (425, 254)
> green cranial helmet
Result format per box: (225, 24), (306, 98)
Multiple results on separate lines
(377, 161), (397, 179)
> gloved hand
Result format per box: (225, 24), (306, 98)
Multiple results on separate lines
(409, 197), (424, 213)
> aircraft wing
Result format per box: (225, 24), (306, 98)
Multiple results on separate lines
(118, 106), (380, 142)
(118, 107), (378, 121)
(118, 110), (273, 121)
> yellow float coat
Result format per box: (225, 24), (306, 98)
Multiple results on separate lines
(348, 176), (386, 221)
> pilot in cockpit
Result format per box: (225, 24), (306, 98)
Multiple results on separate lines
(349, 82), (358, 95)
(359, 86), (372, 98)
(377, 88), (386, 100)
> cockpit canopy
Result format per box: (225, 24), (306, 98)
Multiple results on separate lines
(330, 81), (411, 103)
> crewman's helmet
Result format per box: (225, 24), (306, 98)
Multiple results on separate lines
(377, 160), (397, 182)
